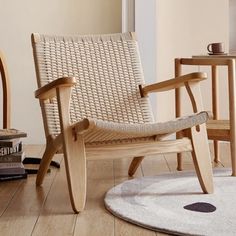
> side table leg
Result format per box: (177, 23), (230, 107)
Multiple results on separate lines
(212, 65), (220, 163)
(175, 59), (183, 171)
(177, 153), (183, 171)
(228, 60), (236, 176)
(213, 141), (219, 163)
(230, 141), (236, 176)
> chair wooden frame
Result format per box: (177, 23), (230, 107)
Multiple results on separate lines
(34, 73), (214, 213)
(32, 33), (214, 213)
(175, 57), (236, 176)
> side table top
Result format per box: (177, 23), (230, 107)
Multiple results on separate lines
(193, 53), (236, 59)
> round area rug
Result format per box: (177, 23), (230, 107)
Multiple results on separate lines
(104, 169), (236, 236)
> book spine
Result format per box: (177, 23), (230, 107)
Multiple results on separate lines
(0, 173), (27, 181)
(0, 138), (21, 148)
(0, 155), (24, 164)
(0, 142), (22, 156)
(0, 129), (27, 139)
(0, 162), (23, 169)
(0, 168), (25, 175)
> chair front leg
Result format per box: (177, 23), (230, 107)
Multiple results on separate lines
(185, 81), (214, 193)
(190, 124), (213, 193)
(57, 86), (87, 213)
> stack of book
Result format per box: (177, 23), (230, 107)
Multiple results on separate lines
(0, 129), (27, 181)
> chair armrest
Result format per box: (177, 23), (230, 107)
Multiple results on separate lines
(140, 72), (207, 97)
(35, 77), (76, 100)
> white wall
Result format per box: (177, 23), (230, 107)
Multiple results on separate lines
(0, 0), (121, 144)
(122, 0), (157, 119)
(135, 0), (157, 119)
(122, 0), (135, 32)
(230, 0), (236, 52)
(156, 0), (229, 121)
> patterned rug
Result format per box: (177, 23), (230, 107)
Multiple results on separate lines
(104, 169), (236, 236)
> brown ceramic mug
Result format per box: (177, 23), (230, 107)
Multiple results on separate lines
(207, 42), (224, 54)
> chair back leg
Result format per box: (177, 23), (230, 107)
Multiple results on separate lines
(128, 156), (144, 176)
(36, 135), (62, 186)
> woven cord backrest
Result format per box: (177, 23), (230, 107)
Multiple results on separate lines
(32, 32), (153, 136)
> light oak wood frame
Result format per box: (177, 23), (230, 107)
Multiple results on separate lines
(175, 58), (236, 176)
(0, 51), (10, 129)
(34, 71), (214, 213)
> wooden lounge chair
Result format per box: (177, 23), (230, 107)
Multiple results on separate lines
(31, 32), (213, 213)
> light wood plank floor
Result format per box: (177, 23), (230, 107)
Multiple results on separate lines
(0, 143), (231, 236)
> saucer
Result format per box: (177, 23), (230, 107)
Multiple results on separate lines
(208, 52), (227, 55)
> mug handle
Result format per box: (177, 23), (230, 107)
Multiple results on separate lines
(207, 44), (212, 53)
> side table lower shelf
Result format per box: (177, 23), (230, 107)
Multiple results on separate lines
(207, 120), (230, 141)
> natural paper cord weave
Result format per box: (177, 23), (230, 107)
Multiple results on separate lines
(32, 32), (208, 144)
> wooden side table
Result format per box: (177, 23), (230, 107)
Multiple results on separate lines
(175, 55), (236, 176)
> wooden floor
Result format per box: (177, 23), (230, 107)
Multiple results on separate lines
(0, 143), (232, 236)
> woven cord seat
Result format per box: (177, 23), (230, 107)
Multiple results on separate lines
(32, 32), (214, 213)
(74, 112), (208, 144)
